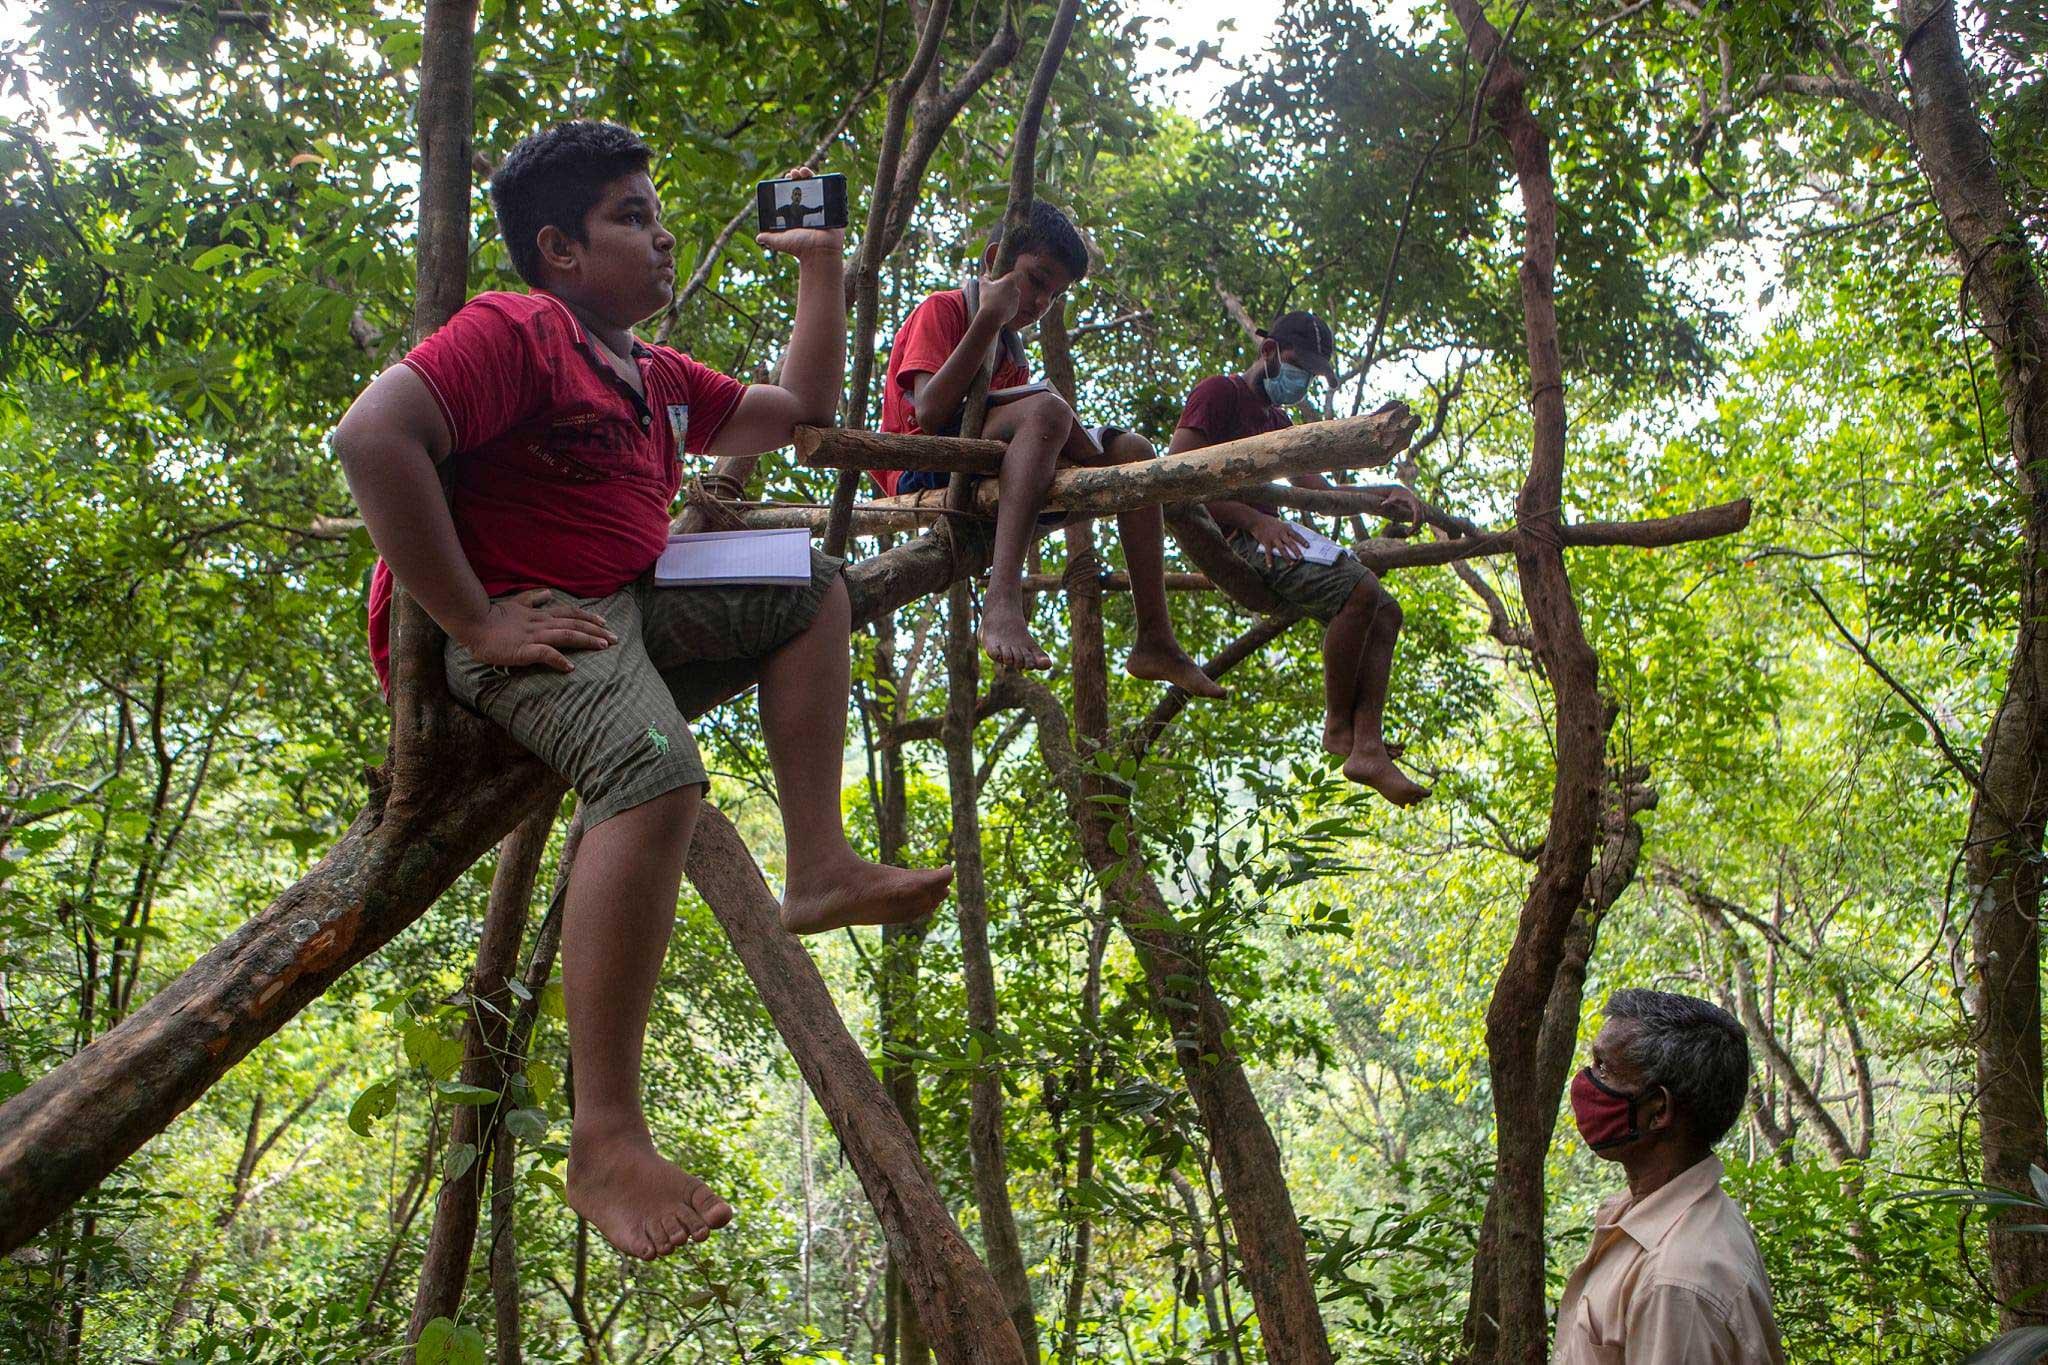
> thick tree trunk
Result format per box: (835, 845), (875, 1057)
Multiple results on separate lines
(409, 808), (554, 1339)
(1017, 640), (1333, 1362)
(943, 582), (1040, 1353)
(683, 808), (1026, 1363)
(1895, 0), (2048, 1326)
(1440, 5), (1615, 1362)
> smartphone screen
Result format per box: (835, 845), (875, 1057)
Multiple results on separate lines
(755, 173), (849, 234)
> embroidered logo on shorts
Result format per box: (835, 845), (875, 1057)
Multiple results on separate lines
(645, 726), (670, 755)
(666, 403), (689, 454)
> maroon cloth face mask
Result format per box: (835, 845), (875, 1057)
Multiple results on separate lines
(1571, 1067), (1645, 1150)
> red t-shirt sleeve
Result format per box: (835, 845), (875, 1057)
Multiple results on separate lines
(1177, 375), (1241, 442)
(891, 291), (971, 393)
(668, 351), (747, 455)
(399, 294), (547, 451)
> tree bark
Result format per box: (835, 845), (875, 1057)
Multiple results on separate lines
(1439, 5), (1616, 1362)
(683, 807), (1026, 1363)
(1894, 0), (2048, 1325)
(942, 581), (1039, 1353)
(409, 807), (554, 1339)
(1013, 661), (1333, 1361)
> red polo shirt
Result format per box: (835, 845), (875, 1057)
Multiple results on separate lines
(365, 291), (746, 692)
(1179, 373), (1291, 516)
(872, 289), (1031, 496)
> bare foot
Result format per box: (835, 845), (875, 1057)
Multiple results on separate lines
(981, 604), (1051, 671)
(1342, 746), (1431, 806)
(781, 857), (954, 935)
(1126, 639), (1227, 699)
(567, 1124), (734, 1261)
(1322, 715), (1352, 757)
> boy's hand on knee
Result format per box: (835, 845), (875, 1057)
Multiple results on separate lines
(460, 589), (618, 673)
(1247, 514), (1308, 565)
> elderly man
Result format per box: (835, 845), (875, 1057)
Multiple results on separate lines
(1556, 989), (1785, 1363)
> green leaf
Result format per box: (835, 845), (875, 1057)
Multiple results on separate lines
(415, 1316), (486, 1365)
(0, 1070), (26, 1102)
(435, 1081), (501, 1106)
(442, 1142), (478, 1183)
(504, 1107), (549, 1144)
(347, 1078), (399, 1137)
(525, 1059), (558, 1108)
(403, 1022), (464, 1081)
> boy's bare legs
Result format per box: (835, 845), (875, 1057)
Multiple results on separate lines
(564, 785), (736, 1260)
(1320, 582), (1375, 757)
(1091, 432), (1226, 698)
(767, 575), (955, 933)
(1330, 579), (1429, 805)
(976, 393), (1066, 670)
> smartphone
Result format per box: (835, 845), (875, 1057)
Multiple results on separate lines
(755, 173), (848, 233)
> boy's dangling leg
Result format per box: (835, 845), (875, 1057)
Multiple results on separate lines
(763, 573), (955, 934)
(1321, 581), (1378, 758)
(977, 393), (1066, 671)
(1093, 432), (1227, 699)
(563, 784), (736, 1260)
(1341, 580), (1430, 806)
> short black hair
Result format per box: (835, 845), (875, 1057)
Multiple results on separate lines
(1607, 989), (1751, 1147)
(490, 121), (654, 287)
(986, 201), (1089, 281)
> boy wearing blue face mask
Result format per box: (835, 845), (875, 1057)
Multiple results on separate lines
(1170, 311), (1429, 805)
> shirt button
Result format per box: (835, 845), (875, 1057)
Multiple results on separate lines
(639, 414), (650, 427)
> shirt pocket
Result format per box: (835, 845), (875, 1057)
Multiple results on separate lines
(1572, 1299), (1628, 1365)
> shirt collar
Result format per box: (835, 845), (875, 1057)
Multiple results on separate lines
(1615, 1154), (1724, 1250)
(537, 290), (649, 360)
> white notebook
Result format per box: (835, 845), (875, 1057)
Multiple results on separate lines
(1286, 521), (1347, 566)
(654, 528), (813, 587)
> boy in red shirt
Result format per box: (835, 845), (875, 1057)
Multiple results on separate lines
(333, 122), (952, 1262)
(1175, 312), (1429, 806)
(873, 204), (1224, 697)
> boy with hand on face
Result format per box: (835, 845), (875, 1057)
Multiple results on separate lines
(1172, 311), (1430, 806)
(870, 203), (1223, 697)
(332, 122), (953, 1264)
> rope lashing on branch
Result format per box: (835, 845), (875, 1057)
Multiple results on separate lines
(681, 473), (753, 532)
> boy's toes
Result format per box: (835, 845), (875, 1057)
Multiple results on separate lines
(691, 1182), (735, 1230)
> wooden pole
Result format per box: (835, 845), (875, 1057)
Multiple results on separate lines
(684, 808), (1027, 1363)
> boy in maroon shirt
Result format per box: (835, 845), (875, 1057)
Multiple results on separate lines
(333, 122), (952, 1263)
(1175, 312), (1429, 805)
(872, 204), (1223, 697)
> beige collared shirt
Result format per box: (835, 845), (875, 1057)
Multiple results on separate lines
(1553, 1155), (1785, 1364)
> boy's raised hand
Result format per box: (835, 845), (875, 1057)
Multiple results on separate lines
(460, 589), (617, 674)
(756, 165), (844, 260)
(974, 270), (1022, 329)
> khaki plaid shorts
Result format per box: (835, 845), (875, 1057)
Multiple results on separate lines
(446, 550), (842, 828)
(1226, 528), (1375, 623)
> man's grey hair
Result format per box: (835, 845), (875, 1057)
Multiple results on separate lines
(1607, 989), (1750, 1146)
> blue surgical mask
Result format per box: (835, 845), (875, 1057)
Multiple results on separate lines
(1262, 359), (1312, 407)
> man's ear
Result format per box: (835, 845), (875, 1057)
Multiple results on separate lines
(535, 224), (579, 277)
(1259, 335), (1279, 373)
(1643, 1084), (1675, 1133)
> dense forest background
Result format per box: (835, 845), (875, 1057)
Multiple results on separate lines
(1, 0), (2045, 1360)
